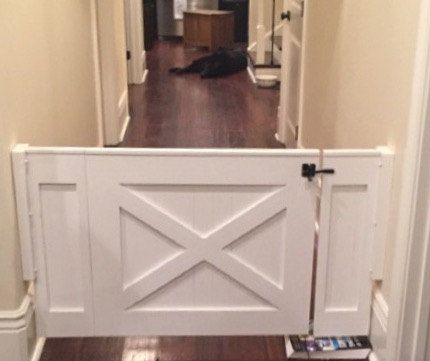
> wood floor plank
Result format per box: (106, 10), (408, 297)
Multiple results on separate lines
(40, 336), (368, 361)
(121, 40), (284, 149)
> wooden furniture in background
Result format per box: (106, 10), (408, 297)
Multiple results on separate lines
(183, 10), (234, 51)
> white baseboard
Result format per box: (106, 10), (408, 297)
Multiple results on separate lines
(0, 286), (40, 361)
(30, 338), (45, 361)
(247, 66), (257, 84)
(118, 89), (130, 143)
(133, 51), (148, 85)
(141, 69), (149, 84)
(0, 293), (33, 332)
(369, 288), (389, 361)
(369, 351), (380, 361)
(373, 289), (388, 331)
(119, 114), (131, 143)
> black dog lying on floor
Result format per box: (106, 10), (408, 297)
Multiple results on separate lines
(169, 49), (247, 78)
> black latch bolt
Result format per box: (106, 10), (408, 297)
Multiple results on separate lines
(302, 163), (335, 181)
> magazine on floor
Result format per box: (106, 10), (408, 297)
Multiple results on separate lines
(286, 335), (372, 359)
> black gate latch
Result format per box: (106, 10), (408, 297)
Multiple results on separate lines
(302, 163), (335, 181)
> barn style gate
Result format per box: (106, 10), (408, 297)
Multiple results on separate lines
(12, 146), (393, 337)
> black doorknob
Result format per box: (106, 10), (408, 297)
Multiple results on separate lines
(281, 11), (291, 21)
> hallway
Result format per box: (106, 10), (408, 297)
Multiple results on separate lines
(40, 336), (367, 361)
(121, 41), (283, 148)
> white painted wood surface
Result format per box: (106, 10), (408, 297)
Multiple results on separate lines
(26, 153), (94, 336)
(372, 147), (394, 281)
(314, 150), (382, 336)
(12, 145), (35, 280)
(86, 150), (318, 335)
(278, 0), (307, 146)
(12, 145), (393, 337)
(124, 0), (147, 84)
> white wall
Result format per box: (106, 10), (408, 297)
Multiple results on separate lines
(0, 1), (101, 358)
(0, 0), (100, 310)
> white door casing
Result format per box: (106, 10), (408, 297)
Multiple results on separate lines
(278, 0), (307, 147)
(86, 149), (318, 335)
(124, 0), (147, 85)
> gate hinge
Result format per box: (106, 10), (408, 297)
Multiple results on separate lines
(126, 50), (131, 60)
(302, 163), (335, 181)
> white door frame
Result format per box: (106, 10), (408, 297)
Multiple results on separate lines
(386, 0), (430, 358)
(124, 0), (148, 85)
(92, 0), (136, 146)
(93, 0), (124, 146)
(90, 0), (105, 147)
(277, 0), (308, 148)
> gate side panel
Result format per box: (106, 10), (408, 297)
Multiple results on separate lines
(86, 150), (318, 336)
(27, 153), (94, 336)
(314, 150), (380, 336)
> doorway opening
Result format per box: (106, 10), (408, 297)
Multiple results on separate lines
(122, 0), (289, 148)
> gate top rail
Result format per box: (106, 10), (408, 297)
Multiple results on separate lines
(14, 145), (319, 157)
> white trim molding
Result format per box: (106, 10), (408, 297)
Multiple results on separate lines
(369, 352), (381, 361)
(372, 147), (395, 281)
(0, 296), (33, 332)
(30, 338), (46, 361)
(12, 144), (35, 281)
(125, 0), (147, 84)
(373, 289), (389, 332)
(0, 284), (43, 361)
(90, 0), (105, 147)
(139, 52), (148, 84)
(387, 0), (430, 359)
(369, 288), (389, 361)
(141, 68), (149, 84)
(95, 0), (129, 146)
(247, 66), (257, 84)
(118, 89), (131, 143)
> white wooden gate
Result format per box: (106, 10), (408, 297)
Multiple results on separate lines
(12, 146), (393, 337)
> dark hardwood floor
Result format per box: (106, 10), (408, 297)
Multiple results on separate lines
(40, 336), (368, 361)
(121, 40), (283, 148)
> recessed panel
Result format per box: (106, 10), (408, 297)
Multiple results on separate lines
(324, 185), (367, 311)
(225, 210), (287, 288)
(128, 262), (275, 311)
(40, 184), (84, 311)
(120, 209), (185, 289)
(125, 185), (279, 236)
